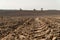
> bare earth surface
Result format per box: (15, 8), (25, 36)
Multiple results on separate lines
(0, 16), (60, 40)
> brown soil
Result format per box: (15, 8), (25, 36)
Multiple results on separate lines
(0, 16), (60, 40)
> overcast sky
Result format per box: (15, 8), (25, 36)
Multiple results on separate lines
(0, 0), (60, 10)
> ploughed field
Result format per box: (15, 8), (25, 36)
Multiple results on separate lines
(0, 16), (60, 40)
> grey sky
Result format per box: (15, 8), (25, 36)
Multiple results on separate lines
(0, 0), (59, 10)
